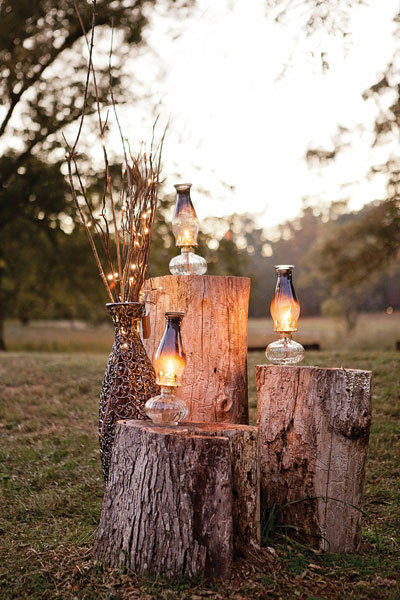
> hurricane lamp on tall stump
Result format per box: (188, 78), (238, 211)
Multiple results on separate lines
(266, 265), (304, 365)
(145, 312), (188, 425)
(169, 183), (207, 276)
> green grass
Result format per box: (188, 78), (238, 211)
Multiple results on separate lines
(4, 311), (400, 353)
(0, 351), (399, 599)
(247, 312), (400, 351)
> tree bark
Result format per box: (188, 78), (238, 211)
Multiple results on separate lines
(94, 420), (259, 578)
(256, 365), (372, 553)
(0, 264), (6, 351)
(143, 275), (250, 424)
(182, 422), (260, 554)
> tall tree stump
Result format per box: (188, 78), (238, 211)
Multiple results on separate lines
(93, 420), (259, 579)
(143, 275), (250, 424)
(256, 365), (372, 552)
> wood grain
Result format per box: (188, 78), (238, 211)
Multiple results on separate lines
(256, 365), (372, 552)
(93, 420), (260, 578)
(143, 275), (250, 424)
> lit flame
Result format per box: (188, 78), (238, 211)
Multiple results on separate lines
(158, 359), (179, 386)
(177, 229), (195, 246)
(271, 299), (300, 332)
(166, 360), (175, 377)
(280, 308), (293, 332)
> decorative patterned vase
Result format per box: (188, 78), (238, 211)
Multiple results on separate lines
(98, 302), (158, 481)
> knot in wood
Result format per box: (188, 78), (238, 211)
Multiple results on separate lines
(216, 395), (233, 419)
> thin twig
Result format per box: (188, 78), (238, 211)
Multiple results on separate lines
(64, 0), (163, 306)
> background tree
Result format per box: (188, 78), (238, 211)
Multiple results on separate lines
(301, 8), (400, 328)
(0, 0), (191, 349)
(0, 0), (390, 349)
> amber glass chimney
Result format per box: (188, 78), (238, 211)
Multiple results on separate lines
(169, 184), (207, 276)
(266, 265), (304, 365)
(145, 312), (188, 425)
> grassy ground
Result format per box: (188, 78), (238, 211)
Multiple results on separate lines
(0, 351), (399, 599)
(4, 311), (400, 352)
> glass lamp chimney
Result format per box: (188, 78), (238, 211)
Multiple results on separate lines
(169, 184), (207, 276)
(266, 265), (304, 365)
(145, 312), (188, 425)
(270, 265), (301, 332)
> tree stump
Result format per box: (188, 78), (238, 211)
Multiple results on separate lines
(143, 275), (250, 424)
(256, 365), (372, 553)
(93, 420), (259, 579)
(184, 422), (260, 554)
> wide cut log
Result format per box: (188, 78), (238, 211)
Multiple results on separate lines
(143, 275), (250, 424)
(256, 365), (372, 553)
(93, 420), (259, 579)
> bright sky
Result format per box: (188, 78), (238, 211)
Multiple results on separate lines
(121, 0), (398, 228)
(1, 0), (397, 231)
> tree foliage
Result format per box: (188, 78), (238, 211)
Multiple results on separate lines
(0, 0), (189, 348)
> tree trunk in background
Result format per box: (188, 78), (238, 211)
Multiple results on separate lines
(143, 275), (250, 424)
(256, 365), (372, 553)
(0, 263), (6, 350)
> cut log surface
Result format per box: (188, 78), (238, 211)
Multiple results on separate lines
(256, 365), (372, 553)
(94, 420), (259, 578)
(143, 275), (250, 424)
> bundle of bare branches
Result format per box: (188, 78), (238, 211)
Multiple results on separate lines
(64, 0), (163, 303)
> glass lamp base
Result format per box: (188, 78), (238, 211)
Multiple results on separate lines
(144, 387), (188, 426)
(169, 248), (207, 276)
(266, 334), (304, 365)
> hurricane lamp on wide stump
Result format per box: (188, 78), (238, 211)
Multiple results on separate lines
(93, 420), (259, 579)
(256, 364), (372, 553)
(143, 275), (250, 424)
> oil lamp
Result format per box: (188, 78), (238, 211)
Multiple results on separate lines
(145, 312), (188, 425)
(169, 183), (207, 276)
(265, 265), (305, 365)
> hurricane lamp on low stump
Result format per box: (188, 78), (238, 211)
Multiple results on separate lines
(145, 312), (188, 425)
(168, 183), (207, 276)
(266, 264), (304, 365)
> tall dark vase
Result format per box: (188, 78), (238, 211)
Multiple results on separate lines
(99, 302), (158, 481)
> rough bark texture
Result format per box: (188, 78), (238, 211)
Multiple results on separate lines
(94, 421), (235, 578)
(182, 422), (260, 554)
(256, 365), (372, 553)
(143, 275), (250, 424)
